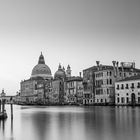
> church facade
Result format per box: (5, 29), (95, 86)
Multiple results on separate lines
(17, 52), (80, 105)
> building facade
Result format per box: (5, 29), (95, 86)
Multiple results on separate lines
(83, 66), (98, 105)
(82, 61), (116, 105)
(115, 76), (140, 105)
(20, 52), (53, 104)
(94, 61), (140, 105)
(95, 66), (115, 105)
(65, 76), (83, 105)
(19, 53), (74, 105)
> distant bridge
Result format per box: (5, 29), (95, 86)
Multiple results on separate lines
(0, 96), (15, 104)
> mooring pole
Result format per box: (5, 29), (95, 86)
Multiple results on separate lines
(0, 100), (1, 112)
(2, 100), (5, 113)
(11, 103), (13, 119)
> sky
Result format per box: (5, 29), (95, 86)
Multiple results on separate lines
(0, 0), (140, 95)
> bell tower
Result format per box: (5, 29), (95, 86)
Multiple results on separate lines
(66, 65), (71, 78)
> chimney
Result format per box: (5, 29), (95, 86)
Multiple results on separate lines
(112, 61), (117, 77)
(116, 61), (119, 77)
(100, 64), (103, 70)
(79, 72), (82, 77)
(112, 61), (116, 67)
(133, 62), (135, 68)
(121, 62), (124, 79)
(96, 61), (100, 66)
(96, 61), (100, 70)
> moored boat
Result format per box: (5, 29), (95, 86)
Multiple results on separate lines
(0, 111), (8, 120)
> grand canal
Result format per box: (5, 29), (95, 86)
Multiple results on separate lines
(1, 105), (140, 140)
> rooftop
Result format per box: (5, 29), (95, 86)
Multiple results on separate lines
(66, 76), (83, 82)
(116, 75), (140, 83)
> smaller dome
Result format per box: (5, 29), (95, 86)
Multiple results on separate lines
(54, 64), (66, 80)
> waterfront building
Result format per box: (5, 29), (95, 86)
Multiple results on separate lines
(65, 76), (83, 105)
(19, 52), (75, 105)
(95, 65), (115, 105)
(52, 64), (66, 104)
(20, 52), (52, 104)
(115, 75), (140, 105)
(35, 80), (52, 104)
(20, 79), (37, 104)
(51, 79), (64, 104)
(82, 62), (112, 105)
(83, 66), (98, 105)
(94, 61), (140, 105)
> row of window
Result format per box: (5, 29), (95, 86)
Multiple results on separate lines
(116, 82), (140, 90)
(96, 89), (103, 95)
(95, 71), (112, 78)
(116, 97), (140, 103)
(96, 80), (103, 87)
(117, 92), (140, 96)
(84, 94), (91, 98)
(68, 82), (74, 87)
(96, 88), (113, 95)
(96, 73), (103, 78)
(96, 79), (113, 86)
(96, 99), (107, 103)
(95, 71), (136, 79)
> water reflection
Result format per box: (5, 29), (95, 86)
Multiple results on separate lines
(10, 118), (14, 140)
(0, 119), (6, 136)
(114, 107), (140, 140)
(1, 106), (140, 140)
(20, 107), (87, 140)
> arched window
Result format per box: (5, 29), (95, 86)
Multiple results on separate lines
(107, 88), (109, 94)
(107, 79), (109, 85)
(121, 84), (124, 89)
(110, 79), (112, 85)
(101, 99), (103, 103)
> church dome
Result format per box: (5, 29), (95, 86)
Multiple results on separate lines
(54, 64), (66, 80)
(31, 52), (52, 80)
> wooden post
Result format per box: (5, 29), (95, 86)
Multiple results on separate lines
(2, 100), (5, 113)
(11, 104), (13, 119)
(11, 115), (13, 136)
(0, 100), (1, 112)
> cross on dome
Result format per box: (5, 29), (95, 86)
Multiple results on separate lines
(38, 52), (45, 64)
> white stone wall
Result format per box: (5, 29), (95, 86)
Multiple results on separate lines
(115, 79), (140, 105)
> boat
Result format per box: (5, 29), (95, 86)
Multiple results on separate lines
(0, 110), (8, 120)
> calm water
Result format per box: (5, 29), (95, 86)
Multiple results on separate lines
(0, 105), (140, 140)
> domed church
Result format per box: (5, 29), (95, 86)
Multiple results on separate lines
(19, 52), (73, 105)
(31, 52), (52, 80)
(54, 64), (66, 80)
(20, 52), (53, 104)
